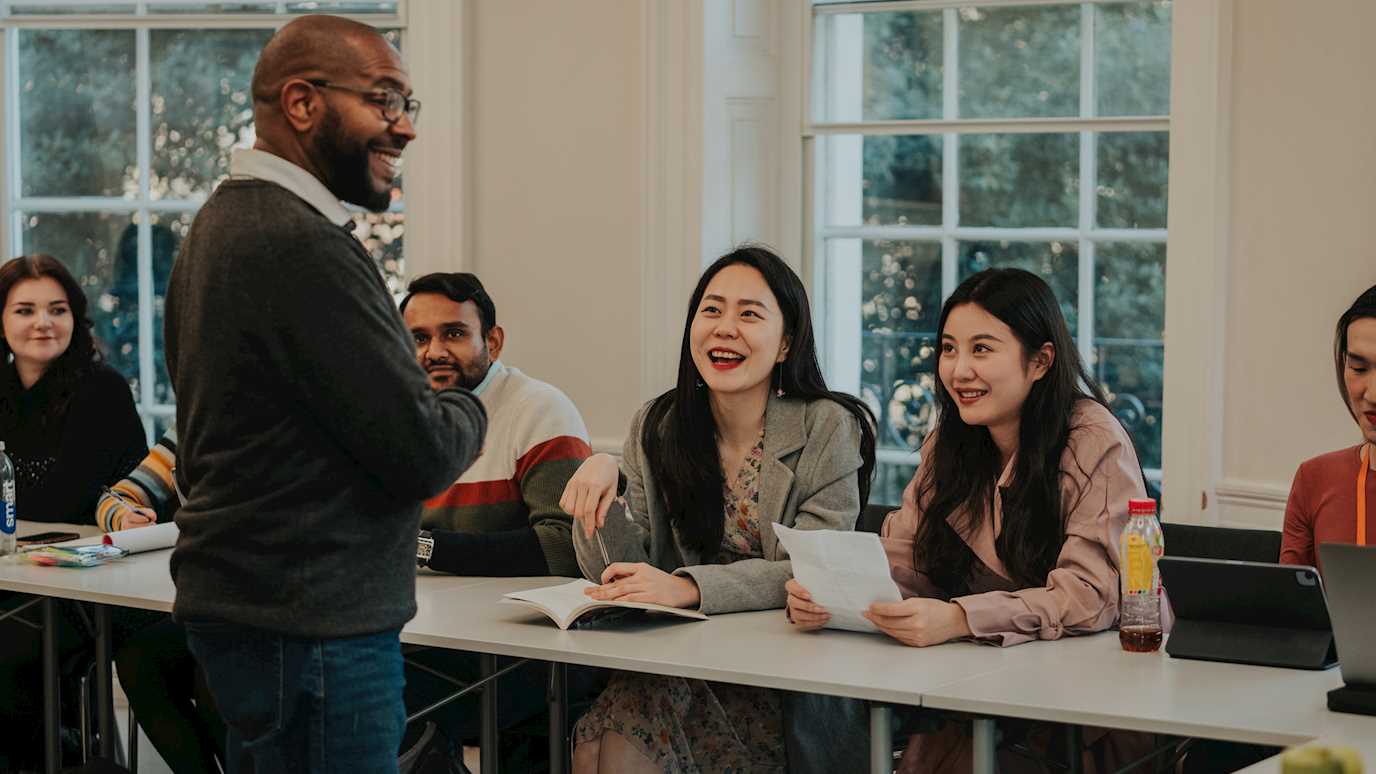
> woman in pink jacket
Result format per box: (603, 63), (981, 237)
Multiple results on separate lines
(787, 267), (1150, 773)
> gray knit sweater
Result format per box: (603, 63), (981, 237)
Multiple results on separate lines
(165, 179), (486, 638)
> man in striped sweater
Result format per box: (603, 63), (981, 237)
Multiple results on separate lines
(401, 272), (601, 761)
(402, 271), (591, 577)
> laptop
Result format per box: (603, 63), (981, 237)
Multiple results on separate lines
(1158, 556), (1337, 670)
(1318, 543), (1376, 714)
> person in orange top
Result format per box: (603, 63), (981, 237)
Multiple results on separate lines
(1282, 285), (1376, 569)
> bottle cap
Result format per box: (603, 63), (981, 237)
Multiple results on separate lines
(1128, 498), (1157, 516)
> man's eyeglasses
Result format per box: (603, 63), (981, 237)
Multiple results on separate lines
(307, 79), (421, 127)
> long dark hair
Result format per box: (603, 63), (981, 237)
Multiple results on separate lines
(0, 254), (103, 420)
(914, 268), (1116, 592)
(641, 245), (877, 556)
(1334, 285), (1376, 423)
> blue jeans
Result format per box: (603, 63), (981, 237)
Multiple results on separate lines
(183, 620), (405, 774)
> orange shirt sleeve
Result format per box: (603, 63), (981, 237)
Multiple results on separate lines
(1280, 461), (1316, 567)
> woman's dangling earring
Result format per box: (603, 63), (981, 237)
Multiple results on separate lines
(695, 376), (705, 389)
(774, 362), (785, 398)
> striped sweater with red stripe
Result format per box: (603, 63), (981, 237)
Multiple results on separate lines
(421, 362), (590, 577)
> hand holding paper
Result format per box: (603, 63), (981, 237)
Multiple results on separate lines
(773, 524), (902, 633)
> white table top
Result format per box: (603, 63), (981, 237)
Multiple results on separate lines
(1234, 711), (1376, 772)
(5, 541), (1375, 767)
(921, 632), (1362, 747)
(404, 576), (1007, 705)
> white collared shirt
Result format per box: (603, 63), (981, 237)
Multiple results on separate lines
(227, 148), (353, 228)
(471, 360), (503, 397)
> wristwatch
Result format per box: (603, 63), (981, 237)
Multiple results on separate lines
(416, 530), (435, 568)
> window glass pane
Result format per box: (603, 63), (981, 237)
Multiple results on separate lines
(959, 133), (1078, 227)
(149, 3), (281, 14)
(149, 211), (190, 404)
(285, 1), (398, 12)
(151, 29), (272, 199)
(152, 413), (175, 441)
(1096, 1), (1172, 117)
(8, 3), (135, 13)
(9, 0), (399, 11)
(353, 212), (406, 300)
(1094, 242), (1166, 469)
(20, 212), (139, 392)
(381, 27), (402, 53)
(873, 461), (917, 508)
(813, 10), (942, 122)
(957, 5), (1080, 119)
(959, 240), (1079, 330)
(856, 239), (941, 452)
(823, 135), (941, 226)
(1097, 132), (1168, 230)
(18, 30), (137, 197)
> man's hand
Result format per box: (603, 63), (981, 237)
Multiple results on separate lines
(584, 562), (701, 609)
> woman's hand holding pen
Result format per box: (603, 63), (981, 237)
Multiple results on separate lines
(559, 453), (621, 538)
(118, 506), (157, 530)
(104, 486), (156, 530)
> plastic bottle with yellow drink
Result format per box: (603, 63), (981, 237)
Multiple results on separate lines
(1119, 497), (1164, 652)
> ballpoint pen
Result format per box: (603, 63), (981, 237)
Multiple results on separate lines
(595, 496), (632, 566)
(596, 529), (611, 567)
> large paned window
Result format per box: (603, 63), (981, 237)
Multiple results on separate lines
(809, 0), (1171, 504)
(1, 0), (406, 440)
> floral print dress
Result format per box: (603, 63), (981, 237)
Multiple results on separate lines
(573, 434), (786, 774)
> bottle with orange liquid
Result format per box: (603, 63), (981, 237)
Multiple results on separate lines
(1119, 497), (1164, 652)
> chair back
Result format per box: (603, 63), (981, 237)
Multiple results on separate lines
(1161, 522), (1282, 563)
(857, 503), (895, 534)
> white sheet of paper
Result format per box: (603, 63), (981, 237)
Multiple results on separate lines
(104, 522), (179, 554)
(773, 524), (902, 633)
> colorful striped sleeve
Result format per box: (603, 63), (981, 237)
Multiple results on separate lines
(97, 427), (178, 532)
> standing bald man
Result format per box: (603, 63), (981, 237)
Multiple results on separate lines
(164, 16), (486, 773)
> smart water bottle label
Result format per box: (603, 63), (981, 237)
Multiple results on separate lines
(1, 501), (13, 536)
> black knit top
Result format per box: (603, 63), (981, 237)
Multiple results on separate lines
(0, 362), (147, 524)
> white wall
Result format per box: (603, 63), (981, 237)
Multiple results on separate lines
(437, 0), (1376, 521)
(457, 1), (648, 446)
(1220, 0), (1376, 524)
(1167, 0), (1376, 528)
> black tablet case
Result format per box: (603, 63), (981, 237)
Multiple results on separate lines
(1159, 557), (1337, 670)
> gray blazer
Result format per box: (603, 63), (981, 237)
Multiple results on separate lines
(573, 394), (864, 615)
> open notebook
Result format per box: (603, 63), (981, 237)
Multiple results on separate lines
(503, 579), (708, 630)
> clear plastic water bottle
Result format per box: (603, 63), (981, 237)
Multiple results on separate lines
(0, 441), (16, 557)
(1119, 497), (1164, 652)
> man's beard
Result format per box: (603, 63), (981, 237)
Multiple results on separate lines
(314, 106), (393, 213)
(430, 347), (492, 392)
(454, 354), (491, 391)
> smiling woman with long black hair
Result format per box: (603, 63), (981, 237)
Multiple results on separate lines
(788, 268), (1151, 773)
(559, 245), (877, 774)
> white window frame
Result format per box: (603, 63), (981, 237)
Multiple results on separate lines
(803, 0), (1170, 481)
(0, 0), (419, 440)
